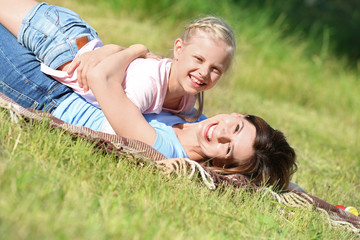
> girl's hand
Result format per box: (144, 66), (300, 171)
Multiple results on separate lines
(145, 51), (164, 61)
(67, 44), (126, 92)
(67, 51), (100, 92)
(128, 44), (149, 58)
(129, 44), (163, 60)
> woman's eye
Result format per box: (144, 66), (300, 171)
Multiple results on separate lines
(226, 145), (231, 155)
(235, 124), (239, 132)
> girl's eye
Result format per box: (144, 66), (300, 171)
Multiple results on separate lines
(195, 56), (202, 62)
(212, 67), (221, 75)
(235, 124), (239, 132)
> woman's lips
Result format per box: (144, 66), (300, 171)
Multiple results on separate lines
(205, 123), (217, 142)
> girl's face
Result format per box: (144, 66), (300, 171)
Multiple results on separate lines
(195, 113), (256, 168)
(173, 32), (232, 95)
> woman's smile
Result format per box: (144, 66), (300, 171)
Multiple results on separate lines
(204, 122), (218, 142)
(195, 114), (257, 165)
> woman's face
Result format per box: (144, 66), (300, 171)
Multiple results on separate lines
(196, 113), (256, 168)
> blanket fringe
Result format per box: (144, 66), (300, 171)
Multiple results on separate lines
(154, 158), (216, 190)
(266, 189), (360, 235)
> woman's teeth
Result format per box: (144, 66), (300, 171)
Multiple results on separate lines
(207, 125), (216, 141)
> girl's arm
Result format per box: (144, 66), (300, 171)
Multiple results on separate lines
(68, 43), (163, 92)
(87, 44), (157, 145)
(67, 44), (126, 91)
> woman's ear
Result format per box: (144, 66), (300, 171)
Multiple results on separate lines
(173, 38), (183, 59)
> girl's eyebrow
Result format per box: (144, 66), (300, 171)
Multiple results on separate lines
(213, 64), (224, 73)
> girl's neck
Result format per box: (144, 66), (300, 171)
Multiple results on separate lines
(162, 95), (182, 110)
(164, 62), (186, 110)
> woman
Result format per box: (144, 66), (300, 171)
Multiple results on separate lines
(0, 23), (296, 190)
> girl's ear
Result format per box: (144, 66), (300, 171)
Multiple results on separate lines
(173, 38), (183, 59)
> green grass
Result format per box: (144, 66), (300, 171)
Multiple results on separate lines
(1, 0), (359, 239)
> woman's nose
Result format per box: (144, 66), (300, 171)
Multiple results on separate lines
(217, 127), (231, 143)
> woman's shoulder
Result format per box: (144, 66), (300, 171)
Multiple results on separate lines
(147, 114), (187, 158)
(144, 112), (185, 126)
(144, 112), (207, 126)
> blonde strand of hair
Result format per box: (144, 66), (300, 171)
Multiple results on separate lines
(175, 92), (204, 122)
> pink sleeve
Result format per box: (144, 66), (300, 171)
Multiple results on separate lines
(122, 58), (169, 114)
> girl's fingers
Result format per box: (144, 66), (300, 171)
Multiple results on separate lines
(67, 58), (80, 74)
(77, 64), (83, 88)
(82, 64), (89, 92)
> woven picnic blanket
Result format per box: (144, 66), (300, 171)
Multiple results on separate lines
(0, 92), (359, 235)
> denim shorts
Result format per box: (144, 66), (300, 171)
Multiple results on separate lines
(0, 24), (73, 113)
(18, 2), (98, 69)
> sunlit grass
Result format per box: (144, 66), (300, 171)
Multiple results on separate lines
(0, 0), (359, 239)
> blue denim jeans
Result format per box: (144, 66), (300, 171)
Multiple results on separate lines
(18, 2), (98, 69)
(0, 24), (74, 113)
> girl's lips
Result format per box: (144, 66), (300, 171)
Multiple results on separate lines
(189, 75), (205, 88)
(204, 122), (217, 142)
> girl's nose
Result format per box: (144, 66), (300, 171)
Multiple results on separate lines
(199, 66), (210, 78)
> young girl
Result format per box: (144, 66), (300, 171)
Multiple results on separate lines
(0, 0), (236, 132)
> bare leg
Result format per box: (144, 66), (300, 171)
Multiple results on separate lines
(0, 0), (38, 37)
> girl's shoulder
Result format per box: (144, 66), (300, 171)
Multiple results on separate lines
(128, 57), (172, 70)
(126, 58), (172, 84)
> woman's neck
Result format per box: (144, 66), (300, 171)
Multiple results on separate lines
(172, 123), (205, 161)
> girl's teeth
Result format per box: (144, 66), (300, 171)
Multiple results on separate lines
(191, 76), (202, 85)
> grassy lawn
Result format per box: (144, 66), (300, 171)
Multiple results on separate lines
(0, 0), (359, 239)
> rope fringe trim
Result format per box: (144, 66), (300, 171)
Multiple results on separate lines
(154, 158), (216, 190)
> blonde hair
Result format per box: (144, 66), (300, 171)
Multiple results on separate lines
(181, 16), (236, 57)
(178, 16), (235, 121)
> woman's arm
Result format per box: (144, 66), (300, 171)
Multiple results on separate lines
(87, 44), (157, 145)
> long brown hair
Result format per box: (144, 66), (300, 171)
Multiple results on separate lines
(203, 115), (297, 190)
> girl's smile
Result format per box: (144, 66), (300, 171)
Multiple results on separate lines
(170, 31), (232, 96)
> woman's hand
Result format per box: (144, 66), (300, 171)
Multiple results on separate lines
(67, 44), (125, 92)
